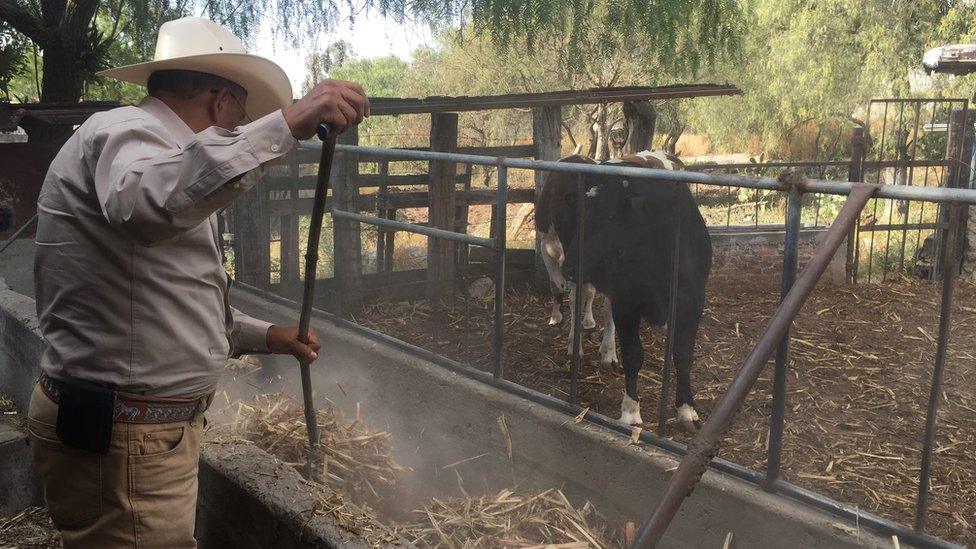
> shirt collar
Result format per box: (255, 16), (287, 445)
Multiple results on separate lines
(137, 96), (196, 149)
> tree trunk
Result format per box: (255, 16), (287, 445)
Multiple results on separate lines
(594, 103), (609, 161)
(24, 43), (87, 143)
(623, 101), (656, 154)
(1, 0), (101, 143)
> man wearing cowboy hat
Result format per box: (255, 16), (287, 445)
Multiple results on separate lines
(26, 16), (369, 547)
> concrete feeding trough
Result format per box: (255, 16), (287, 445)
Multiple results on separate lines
(1, 271), (897, 548)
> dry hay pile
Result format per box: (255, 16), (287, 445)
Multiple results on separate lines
(224, 354), (262, 375)
(232, 393), (621, 547)
(233, 392), (408, 504)
(0, 392), (14, 413)
(398, 489), (619, 549)
(0, 507), (60, 549)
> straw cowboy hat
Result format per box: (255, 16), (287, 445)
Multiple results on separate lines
(98, 16), (292, 119)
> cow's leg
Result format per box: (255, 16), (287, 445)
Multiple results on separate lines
(599, 296), (617, 366)
(673, 298), (705, 432)
(615, 306), (643, 425)
(582, 283), (597, 330)
(540, 228), (566, 326)
(550, 287), (566, 326)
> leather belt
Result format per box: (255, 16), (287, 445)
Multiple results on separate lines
(39, 374), (209, 424)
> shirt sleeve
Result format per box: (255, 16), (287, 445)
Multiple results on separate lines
(89, 110), (297, 246)
(229, 307), (273, 355)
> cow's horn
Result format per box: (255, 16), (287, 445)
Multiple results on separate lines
(572, 143), (582, 155)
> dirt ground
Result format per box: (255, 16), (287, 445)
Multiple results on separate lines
(351, 242), (976, 546)
(0, 507), (60, 549)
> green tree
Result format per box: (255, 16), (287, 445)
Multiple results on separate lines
(685, 0), (976, 159)
(303, 40), (352, 94)
(330, 54), (411, 148)
(0, 0), (742, 141)
(0, 21), (26, 101)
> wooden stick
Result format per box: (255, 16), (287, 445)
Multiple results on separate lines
(298, 124), (336, 477)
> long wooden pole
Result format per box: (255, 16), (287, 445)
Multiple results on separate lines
(298, 124), (335, 477)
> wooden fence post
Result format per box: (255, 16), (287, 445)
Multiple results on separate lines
(622, 101), (656, 155)
(279, 150), (301, 292)
(333, 126), (363, 314)
(427, 113), (459, 305)
(375, 160), (390, 273)
(456, 164), (473, 268)
(934, 110), (974, 280)
(234, 180), (271, 290)
(532, 105), (562, 289)
(846, 126), (866, 284)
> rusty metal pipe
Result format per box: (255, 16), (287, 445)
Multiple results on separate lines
(297, 124), (335, 477)
(914, 203), (962, 531)
(765, 187), (803, 486)
(633, 182), (878, 548)
(569, 174), (585, 405)
(658, 183), (683, 435)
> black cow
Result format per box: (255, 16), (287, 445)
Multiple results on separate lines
(561, 164), (712, 431)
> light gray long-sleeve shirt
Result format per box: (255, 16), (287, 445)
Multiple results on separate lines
(34, 96), (297, 397)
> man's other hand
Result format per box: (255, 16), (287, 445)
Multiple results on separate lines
(266, 325), (321, 364)
(282, 79), (370, 139)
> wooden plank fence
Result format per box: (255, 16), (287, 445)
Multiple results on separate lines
(231, 106), (564, 310)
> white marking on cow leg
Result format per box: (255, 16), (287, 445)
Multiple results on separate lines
(599, 297), (617, 365)
(540, 229), (566, 289)
(677, 404), (700, 428)
(582, 284), (597, 329)
(620, 392), (643, 425)
(548, 299), (563, 326)
(540, 228), (567, 326)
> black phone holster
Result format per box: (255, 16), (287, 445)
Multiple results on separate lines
(55, 378), (117, 455)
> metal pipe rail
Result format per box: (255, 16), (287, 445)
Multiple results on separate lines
(290, 140), (969, 548)
(331, 209), (497, 249)
(298, 141), (976, 205)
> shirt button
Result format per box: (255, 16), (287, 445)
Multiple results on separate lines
(271, 143), (281, 153)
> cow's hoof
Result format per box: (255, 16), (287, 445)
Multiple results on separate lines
(620, 392), (643, 425)
(676, 404), (701, 432)
(620, 410), (643, 426)
(583, 319), (597, 330)
(548, 311), (564, 326)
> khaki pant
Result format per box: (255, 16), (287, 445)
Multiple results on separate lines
(27, 383), (207, 548)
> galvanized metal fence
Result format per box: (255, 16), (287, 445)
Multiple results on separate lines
(853, 98), (971, 283)
(234, 139), (976, 549)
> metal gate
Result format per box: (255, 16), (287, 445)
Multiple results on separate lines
(852, 98), (971, 283)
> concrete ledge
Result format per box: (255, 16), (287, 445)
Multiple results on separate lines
(197, 442), (392, 549)
(0, 423), (43, 516)
(0, 279), (43, 410)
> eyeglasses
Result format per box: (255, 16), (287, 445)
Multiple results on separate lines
(227, 91), (252, 125)
(212, 88), (252, 125)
